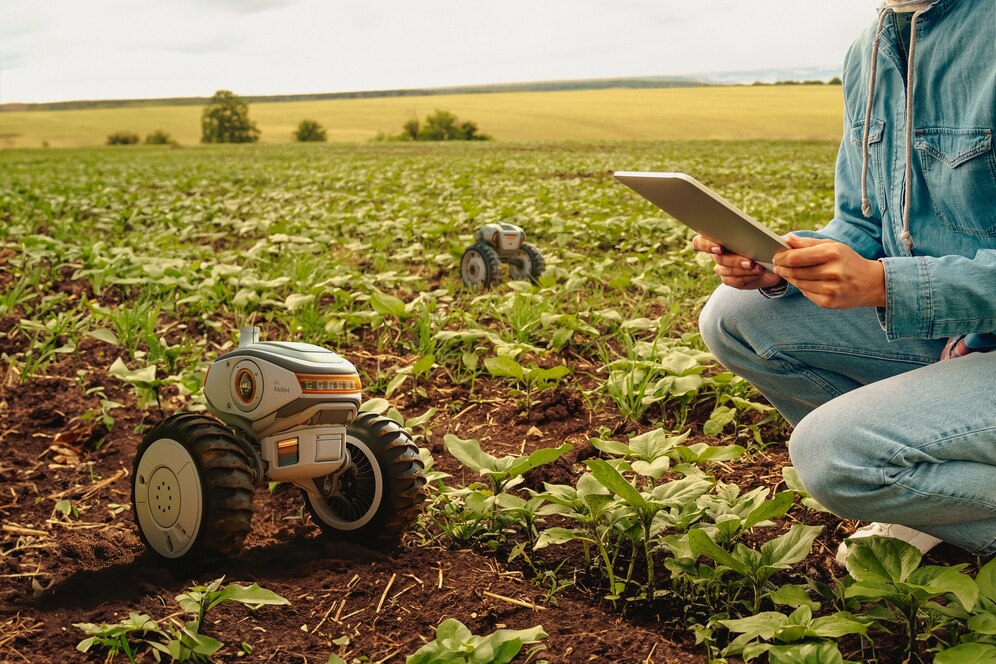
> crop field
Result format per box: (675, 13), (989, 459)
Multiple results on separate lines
(1, 140), (993, 663)
(0, 85), (845, 148)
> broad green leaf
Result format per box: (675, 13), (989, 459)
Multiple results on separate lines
(744, 491), (794, 530)
(284, 293), (314, 310)
(413, 354), (435, 375)
(212, 583), (290, 610)
(908, 565), (978, 612)
(688, 528), (750, 576)
(703, 405), (736, 436)
(108, 357), (157, 386)
(484, 356), (524, 381)
(845, 536), (921, 584)
(808, 612), (868, 638)
(585, 459), (646, 511)
(934, 643), (996, 664)
(506, 444), (572, 479)
(967, 609), (996, 635)
(631, 457), (671, 480)
(85, 327), (119, 345)
(768, 583), (820, 610)
(535, 527), (578, 549)
(977, 556), (996, 603)
(359, 398), (391, 414)
(444, 435), (497, 474)
(590, 437), (630, 457)
(370, 289), (407, 318)
(760, 524), (822, 568)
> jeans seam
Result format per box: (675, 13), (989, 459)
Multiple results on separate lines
(759, 343), (938, 366)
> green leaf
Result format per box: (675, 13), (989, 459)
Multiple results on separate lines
(976, 556), (996, 603)
(934, 643), (996, 664)
(844, 536), (921, 584)
(85, 327), (120, 345)
(413, 354), (435, 375)
(590, 437), (630, 457)
(585, 459), (646, 511)
(444, 434), (497, 474)
(768, 583), (820, 610)
(359, 398), (391, 414)
(760, 524), (822, 568)
(908, 565), (978, 612)
(506, 444), (572, 480)
(535, 527), (578, 549)
(744, 491), (794, 530)
(808, 612), (868, 638)
(108, 357), (157, 386)
(968, 609), (996, 635)
(370, 289), (408, 317)
(212, 582), (291, 610)
(688, 528), (750, 576)
(703, 405), (736, 436)
(484, 356), (524, 381)
(284, 293), (315, 310)
(462, 351), (479, 372)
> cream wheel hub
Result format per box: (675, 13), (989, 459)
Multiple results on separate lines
(134, 438), (203, 558)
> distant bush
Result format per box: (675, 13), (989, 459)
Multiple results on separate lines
(828, 76), (842, 85)
(379, 109), (492, 142)
(107, 131), (140, 145)
(201, 90), (260, 144)
(293, 119), (327, 142)
(145, 130), (176, 145)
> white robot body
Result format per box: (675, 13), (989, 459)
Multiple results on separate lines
(202, 330), (361, 482)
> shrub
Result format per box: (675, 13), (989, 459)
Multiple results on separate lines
(390, 109), (492, 142)
(293, 119), (327, 142)
(106, 131), (140, 145)
(201, 90), (260, 143)
(144, 130), (176, 145)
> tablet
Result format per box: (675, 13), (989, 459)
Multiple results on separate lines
(613, 171), (790, 270)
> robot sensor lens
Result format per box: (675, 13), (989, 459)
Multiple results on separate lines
(276, 438), (299, 467)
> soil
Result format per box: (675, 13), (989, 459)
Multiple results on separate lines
(0, 305), (981, 663)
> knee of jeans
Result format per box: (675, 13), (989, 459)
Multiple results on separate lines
(789, 408), (869, 517)
(699, 286), (749, 365)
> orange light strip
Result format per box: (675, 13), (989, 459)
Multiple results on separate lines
(296, 373), (362, 394)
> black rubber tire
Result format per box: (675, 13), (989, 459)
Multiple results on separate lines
(303, 412), (425, 547)
(131, 413), (255, 564)
(461, 242), (503, 287)
(513, 242), (546, 284)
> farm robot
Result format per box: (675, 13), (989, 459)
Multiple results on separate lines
(131, 327), (425, 562)
(460, 223), (545, 287)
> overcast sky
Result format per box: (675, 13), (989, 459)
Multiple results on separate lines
(1, 0), (877, 104)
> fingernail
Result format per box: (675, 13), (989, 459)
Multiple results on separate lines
(711, 247), (722, 254)
(740, 260), (752, 269)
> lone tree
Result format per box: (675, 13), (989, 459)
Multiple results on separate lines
(293, 119), (327, 142)
(201, 90), (260, 143)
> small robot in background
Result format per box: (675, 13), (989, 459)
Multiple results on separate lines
(461, 223), (545, 287)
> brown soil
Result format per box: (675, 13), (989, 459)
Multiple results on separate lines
(0, 317), (979, 663)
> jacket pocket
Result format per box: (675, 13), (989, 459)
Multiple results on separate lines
(915, 127), (996, 237)
(849, 118), (887, 214)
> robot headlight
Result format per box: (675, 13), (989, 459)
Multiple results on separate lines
(296, 373), (362, 394)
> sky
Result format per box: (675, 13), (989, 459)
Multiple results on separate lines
(0, 0), (877, 104)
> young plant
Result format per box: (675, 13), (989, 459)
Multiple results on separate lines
(406, 618), (547, 664)
(717, 605), (868, 662)
(842, 536), (979, 664)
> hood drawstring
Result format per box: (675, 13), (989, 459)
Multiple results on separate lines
(860, 2), (936, 254)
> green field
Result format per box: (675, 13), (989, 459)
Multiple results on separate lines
(4, 141), (988, 663)
(0, 85), (845, 148)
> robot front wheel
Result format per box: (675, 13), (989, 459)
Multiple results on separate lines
(132, 413), (255, 563)
(303, 411), (426, 546)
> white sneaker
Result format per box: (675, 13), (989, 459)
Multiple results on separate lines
(834, 522), (943, 567)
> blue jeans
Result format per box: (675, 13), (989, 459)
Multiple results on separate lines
(699, 285), (996, 556)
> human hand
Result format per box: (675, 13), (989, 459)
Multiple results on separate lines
(771, 235), (886, 308)
(692, 234), (784, 290)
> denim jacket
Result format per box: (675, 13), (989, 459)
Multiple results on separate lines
(793, 0), (995, 342)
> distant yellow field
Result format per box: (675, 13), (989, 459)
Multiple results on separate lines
(0, 86), (844, 148)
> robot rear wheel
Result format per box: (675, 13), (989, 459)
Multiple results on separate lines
(507, 242), (546, 283)
(303, 412), (425, 547)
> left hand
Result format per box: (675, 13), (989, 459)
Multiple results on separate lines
(772, 235), (886, 309)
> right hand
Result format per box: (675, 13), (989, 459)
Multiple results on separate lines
(692, 235), (785, 291)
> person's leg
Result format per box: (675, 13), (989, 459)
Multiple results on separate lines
(698, 285), (945, 425)
(789, 351), (996, 555)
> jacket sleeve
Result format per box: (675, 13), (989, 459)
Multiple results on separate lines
(879, 251), (996, 339)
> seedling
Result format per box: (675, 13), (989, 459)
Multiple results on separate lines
(131, 327), (426, 563)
